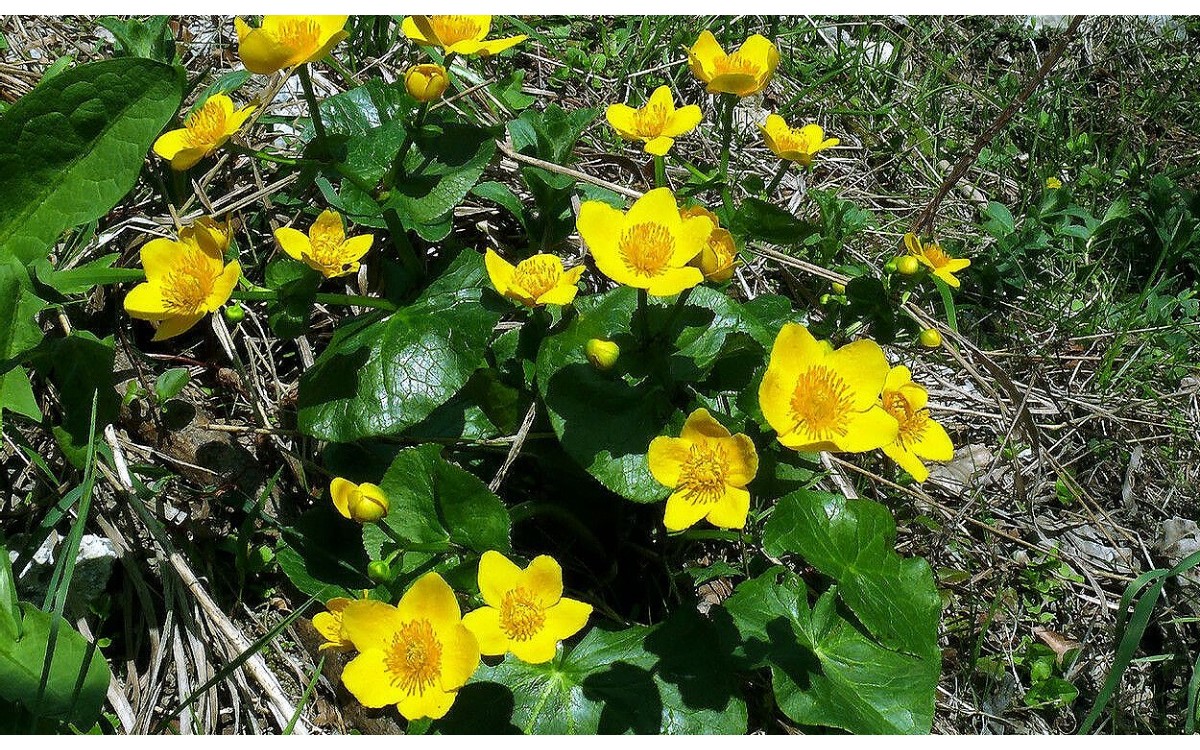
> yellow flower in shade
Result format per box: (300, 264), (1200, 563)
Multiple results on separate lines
(576, 187), (710, 297)
(1046, 176), (1063, 189)
(152, 95), (256, 171)
(123, 220), (241, 341)
(647, 409), (759, 532)
(312, 597), (355, 652)
(462, 551), (592, 664)
(680, 205), (736, 283)
(484, 249), (585, 307)
(687, 30), (779, 97)
(903, 233), (971, 289)
(275, 209), (374, 279)
(758, 323), (899, 453)
(405, 63), (450, 102)
(605, 86), (703, 157)
(759, 116), (840, 167)
(330, 477), (389, 524)
(401, 15), (526, 57)
(879, 366), (954, 483)
(339, 573), (480, 721)
(234, 16), (349, 75)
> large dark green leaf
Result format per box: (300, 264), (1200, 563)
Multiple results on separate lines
(762, 489), (941, 659)
(723, 568), (938, 734)
(728, 197), (819, 247)
(41, 332), (119, 467)
(0, 58), (183, 263)
(0, 258), (45, 369)
(443, 609), (746, 734)
(276, 503), (372, 601)
(297, 251), (501, 441)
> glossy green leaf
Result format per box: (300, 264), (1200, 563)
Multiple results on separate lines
(41, 332), (119, 468)
(0, 544), (18, 641)
(276, 504), (372, 601)
(0, 365), (41, 428)
(297, 251), (501, 441)
(0, 258), (45, 369)
(154, 367), (189, 401)
(724, 568), (938, 734)
(31, 253), (144, 295)
(728, 197), (819, 247)
(762, 489), (941, 659)
(0, 58), (183, 263)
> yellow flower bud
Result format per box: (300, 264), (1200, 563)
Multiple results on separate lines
(896, 255), (921, 276)
(330, 478), (390, 524)
(585, 338), (620, 371)
(831, 281), (846, 295)
(405, 63), (450, 102)
(919, 328), (943, 348)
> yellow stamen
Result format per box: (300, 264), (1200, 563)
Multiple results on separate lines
(385, 620), (442, 696)
(633, 103), (670, 135)
(619, 223), (675, 277)
(430, 15), (484, 45)
(161, 247), (218, 313)
(184, 101), (229, 147)
(919, 244), (952, 268)
(499, 588), (545, 642)
(271, 18), (321, 52)
(714, 54), (758, 77)
(512, 257), (562, 298)
(790, 366), (854, 440)
(678, 443), (728, 506)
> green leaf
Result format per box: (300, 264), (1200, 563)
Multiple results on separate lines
(31, 253), (144, 295)
(154, 367), (189, 401)
(0, 602), (112, 726)
(189, 70), (252, 115)
(41, 332), (119, 468)
(0, 365), (41, 428)
(0, 258), (46, 368)
(0, 543), (19, 641)
(0, 58), (184, 263)
(297, 251), (502, 441)
(97, 16), (176, 62)
(513, 104), (598, 164)
(264, 257), (320, 339)
(982, 201), (1016, 238)
(276, 504), (372, 601)
(363, 443), (511, 558)
(728, 198), (819, 247)
(444, 609), (746, 734)
(762, 489), (941, 660)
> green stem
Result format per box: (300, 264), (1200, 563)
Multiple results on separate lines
(383, 100), (431, 192)
(655, 287), (693, 342)
(718, 95), (736, 208)
(298, 64), (328, 144)
(230, 144), (303, 166)
(765, 160), (791, 195)
(378, 522), (450, 554)
(653, 154), (667, 189)
(636, 288), (650, 344)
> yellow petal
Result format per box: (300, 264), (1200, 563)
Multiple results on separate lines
(826, 339), (890, 410)
(798, 123), (826, 144)
(947, 258), (972, 272)
(341, 648), (406, 708)
(883, 441), (930, 483)
(478, 550), (522, 609)
(170, 147), (211, 172)
(140, 238), (183, 284)
(234, 17), (253, 43)
(913, 417), (954, 462)
(484, 248), (516, 297)
(397, 687), (457, 721)
(238, 29), (294, 75)
(833, 405), (899, 453)
(736, 34), (779, 89)
(647, 85), (675, 113)
(462, 606), (508, 656)
(446, 39), (486, 56)
(304, 30), (349, 65)
(723, 433), (759, 488)
(647, 436), (690, 488)
(311, 209), (346, 245)
(338, 234), (374, 265)
(662, 105), (703, 138)
(397, 572), (461, 633)
(688, 30), (724, 82)
(645, 266), (703, 297)
(519, 555), (564, 607)
(151, 313), (205, 341)
(935, 268), (962, 288)
(542, 597), (592, 642)
(707, 73), (759, 97)
(153, 128), (190, 160)
(313, 16), (350, 43)
(535, 283), (579, 307)
(626, 187), (680, 230)
(605, 104), (640, 140)
(576, 200), (624, 259)
(904, 233), (923, 256)
(340, 599), (404, 651)
(680, 408), (731, 443)
(476, 35), (526, 56)
(402, 17), (433, 44)
(663, 490), (711, 531)
(204, 260), (240, 312)
(123, 283), (168, 319)
(436, 623), (481, 691)
(674, 212), (714, 266)
(643, 136), (674, 156)
(275, 227), (311, 262)
(704, 486), (751, 529)
(509, 631), (559, 664)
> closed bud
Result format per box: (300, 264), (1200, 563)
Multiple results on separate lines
(883, 258), (899, 274)
(367, 560), (395, 584)
(223, 304), (245, 324)
(330, 478), (390, 524)
(831, 281), (846, 295)
(919, 328), (943, 348)
(585, 338), (620, 371)
(896, 256), (921, 276)
(405, 63), (450, 102)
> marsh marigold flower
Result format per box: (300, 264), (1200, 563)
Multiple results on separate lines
(462, 551), (592, 664)
(330, 477), (389, 524)
(680, 205), (736, 283)
(605, 86), (702, 157)
(759, 323), (899, 453)
(405, 63), (450, 102)
(648, 409), (759, 531)
(576, 187), (710, 297)
(484, 249), (585, 307)
(759, 116), (839, 168)
(275, 209), (373, 279)
(339, 573), (480, 721)
(879, 366), (954, 483)
(688, 30), (779, 97)
(904, 233), (971, 289)
(312, 597), (356, 652)
(234, 15), (349, 75)
(124, 219), (241, 341)
(153, 94), (256, 171)
(402, 15), (526, 57)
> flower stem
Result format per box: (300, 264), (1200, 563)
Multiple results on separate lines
(653, 155), (667, 189)
(765, 160), (791, 195)
(298, 64), (328, 144)
(382, 101), (430, 193)
(655, 287), (693, 342)
(718, 94), (736, 208)
(636, 288), (650, 343)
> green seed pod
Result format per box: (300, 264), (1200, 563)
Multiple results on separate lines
(367, 560), (395, 584)
(223, 304), (245, 323)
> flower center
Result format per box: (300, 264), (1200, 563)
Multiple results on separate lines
(779, 129), (816, 155)
(512, 257), (562, 298)
(161, 247), (219, 313)
(789, 366), (854, 440)
(678, 443), (728, 506)
(271, 18), (321, 53)
(431, 15), (484, 45)
(714, 53), (759, 78)
(634, 103), (670, 135)
(184, 100), (229, 147)
(619, 222), (675, 277)
(499, 588), (545, 642)
(883, 393), (931, 449)
(385, 619), (443, 696)
(920, 244), (951, 268)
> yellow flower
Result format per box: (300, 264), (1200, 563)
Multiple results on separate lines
(234, 16), (349, 75)
(647, 409), (759, 532)
(585, 338), (620, 371)
(605, 86), (702, 157)
(680, 205), (737, 282)
(878, 366), (954, 483)
(1046, 176), (1063, 189)
(401, 15), (526, 57)
(339, 573), (480, 721)
(405, 63), (450, 102)
(759, 116), (840, 167)
(275, 209), (374, 279)
(758, 323), (899, 453)
(152, 95), (256, 171)
(123, 220), (241, 341)
(687, 30), (779, 97)
(484, 249), (585, 307)
(903, 233), (971, 289)
(462, 551), (592, 664)
(312, 597), (355, 652)
(330, 477), (389, 524)
(576, 187), (710, 297)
